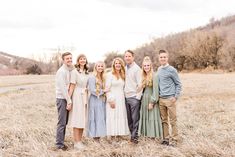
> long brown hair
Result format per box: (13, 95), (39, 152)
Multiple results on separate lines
(111, 57), (125, 80)
(75, 54), (89, 74)
(141, 56), (153, 88)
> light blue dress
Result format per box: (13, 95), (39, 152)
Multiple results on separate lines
(87, 75), (106, 137)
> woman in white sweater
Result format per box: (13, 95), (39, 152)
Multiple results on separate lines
(105, 58), (129, 140)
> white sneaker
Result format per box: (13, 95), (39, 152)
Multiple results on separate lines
(74, 142), (85, 150)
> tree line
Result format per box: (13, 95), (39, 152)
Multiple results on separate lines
(5, 15), (234, 75)
(104, 15), (235, 72)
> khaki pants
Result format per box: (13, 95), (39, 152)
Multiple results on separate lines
(159, 98), (178, 141)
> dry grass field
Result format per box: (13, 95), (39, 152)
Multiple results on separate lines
(0, 73), (235, 157)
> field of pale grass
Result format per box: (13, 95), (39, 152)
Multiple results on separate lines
(0, 74), (234, 157)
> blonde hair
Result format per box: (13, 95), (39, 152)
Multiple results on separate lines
(111, 57), (125, 80)
(93, 61), (106, 96)
(141, 56), (153, 88)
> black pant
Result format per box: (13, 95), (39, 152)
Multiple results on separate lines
(125, 97), (141, 140)
(56, 99), (69, 148)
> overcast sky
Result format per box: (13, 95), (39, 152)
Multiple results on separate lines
(0, 0), (235, 62)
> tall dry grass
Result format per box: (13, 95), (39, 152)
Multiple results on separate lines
(0, 74), (235, 157)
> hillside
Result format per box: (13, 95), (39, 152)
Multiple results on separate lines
(0, 52), (50, 75)
(134, 15), (235, 71)
(105, 15), (235, 72)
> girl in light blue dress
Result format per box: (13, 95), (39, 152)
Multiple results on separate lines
(87, 61), (108, 140)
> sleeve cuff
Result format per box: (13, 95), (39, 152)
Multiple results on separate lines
(136, 95), (142, 100)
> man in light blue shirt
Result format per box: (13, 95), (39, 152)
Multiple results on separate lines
(158, 49), (182, 147)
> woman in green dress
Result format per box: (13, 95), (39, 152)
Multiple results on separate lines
(138, 56), (163, 138)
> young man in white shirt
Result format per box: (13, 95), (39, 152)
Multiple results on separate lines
(124, 50), (142, 144)
(55, 52), (74, 150)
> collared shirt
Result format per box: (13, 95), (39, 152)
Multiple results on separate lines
(124, 62), (143, 100)
(55, 64), (73, 104)
(159, 63), (169, 68)
(126, 62), (134, 70)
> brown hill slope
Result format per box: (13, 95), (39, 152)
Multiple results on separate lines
(105, 15), (235, 72)
(0, 52), (50, 75)
(134, 15), (235, 71)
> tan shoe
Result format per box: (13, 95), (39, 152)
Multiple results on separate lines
(74, 142), (85, 150)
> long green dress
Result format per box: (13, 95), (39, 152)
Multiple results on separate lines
(138, 72), (163, 138)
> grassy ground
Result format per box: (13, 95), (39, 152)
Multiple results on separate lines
(0, 74), (234, 157)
